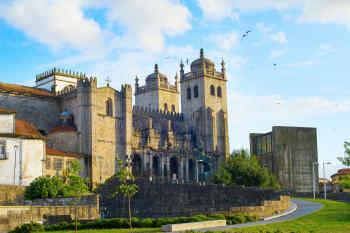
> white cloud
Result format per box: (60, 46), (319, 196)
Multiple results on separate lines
(0, 0), (107, 50)
(0, 0), (192, 53)
(197, 0), (303, 21)
(256, 23), (287, 44)
(286, 60), (321, 68)
(198, 0), (350, 31)
(208, 31), (239, 51)
(228, 93), (350, 126)
(105, 0), (191, 52)
(270, 49), (286, 58)
(299, 0), (350, 30)
(318, 43), (336, 56)
(270, 32), (288, 43)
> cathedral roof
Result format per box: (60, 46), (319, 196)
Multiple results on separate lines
(146, 64), (168, 83)
(0, 107), (16, 114)
(48, 126), (77, 134)
(190, 48), (214, 69)
(46, 147), (86, 158)
(0, 82), (55, 97)
(14, 119), (42, 138)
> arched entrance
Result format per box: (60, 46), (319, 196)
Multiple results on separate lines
(188, 159), (194, 181)
(152, 156), (160, 176)
(170, 157), (179, 180)
(132, 154), (142, 177)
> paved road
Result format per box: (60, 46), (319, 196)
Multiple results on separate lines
(185, 199), (323, 232)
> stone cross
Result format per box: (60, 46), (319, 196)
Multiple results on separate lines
(105, 76), (111, 87)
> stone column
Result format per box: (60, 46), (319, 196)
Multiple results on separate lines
(185, 157), (189, 182)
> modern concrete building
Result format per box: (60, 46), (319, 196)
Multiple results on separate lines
(250, 126), (319, 193)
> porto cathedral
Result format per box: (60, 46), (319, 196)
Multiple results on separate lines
(0, 49), (230, 187)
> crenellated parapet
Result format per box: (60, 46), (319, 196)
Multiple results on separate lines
(132, 105), (184, 121)
(77, 77), (97, 89)
(36, 68), (87, 82)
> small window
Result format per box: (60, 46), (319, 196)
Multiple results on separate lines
(194, 86), (199, 98)
(106, 98), (113, 116)
(0, 142), (6, 160)
(217, 86), (222, 97)
(164, 103), (168, 112)
(46, 158), (51, 169)
(187, 87), (191, 100)
(210, 85), (215, 96)
(54, 158), (63, 170)
(171, 105), (176, 112)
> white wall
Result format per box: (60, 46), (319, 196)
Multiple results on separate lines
(35, 75), (78, 92)
(0, 114), (14, 134)
(0, 137), (44, 186)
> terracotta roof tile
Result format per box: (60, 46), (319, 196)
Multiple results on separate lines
(0, 107), (16, 114)
(0, 82), (55, 97)
(48, 126), (77, 134)
(46, 147), (86, 158)
(15, 119), (42, 138)
(337, 168), (350, 175)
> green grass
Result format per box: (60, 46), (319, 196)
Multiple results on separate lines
(222, 198), (350, 233)
(37, 228), (160, 233)
(36, 198), (350, 233)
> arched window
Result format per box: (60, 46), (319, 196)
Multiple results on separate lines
(164, 103), (168, 112)
(106, 98), (113, 116)
(194, 85), (199, 98)
(217, 86), (222, 97)
(171, 104), (176, 112)
(187, 87), (191, 100)
(210, 85), (215, 96)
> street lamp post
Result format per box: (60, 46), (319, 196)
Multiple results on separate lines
(312, 162), (319, 199)
(323, 161), (332, 200)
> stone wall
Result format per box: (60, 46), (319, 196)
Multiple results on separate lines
(0, 195), (100, 231)
(98, 180), (290, 218)
(0, 184), (26, 204)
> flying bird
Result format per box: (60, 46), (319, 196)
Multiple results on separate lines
(273, 63), (277, 66)
(241, 30), (251, 40)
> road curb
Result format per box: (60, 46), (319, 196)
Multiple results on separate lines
(263, 200), (298, 221)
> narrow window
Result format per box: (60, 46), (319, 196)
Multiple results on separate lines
(0, 142), (6, 160)
(106, 98), (113, 116)
(46, 158), (51, 169)
(210, 85), (215, 96)
(54, 158), (63, 170)
(187, 87), (191, 100)
(194, 86), (199, 98)
(171, 105), (176, 112)
(164, 103), (168, 112)
(217, 86), (222, 97)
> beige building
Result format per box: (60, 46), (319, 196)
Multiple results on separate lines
(0, 49), (230, 187)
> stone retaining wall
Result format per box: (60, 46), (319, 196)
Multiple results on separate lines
(98, 180), (290, 218)
(0, 195), (100, 231)
(0, 184), (26, 204)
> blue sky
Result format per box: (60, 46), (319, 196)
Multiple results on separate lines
(0, 0), (349, 178)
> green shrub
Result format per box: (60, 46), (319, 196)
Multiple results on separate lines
(9, 222), (44, 233)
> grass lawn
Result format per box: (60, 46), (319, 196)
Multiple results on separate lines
(36, 199), (350, 233)
(222, 198), (350, 233)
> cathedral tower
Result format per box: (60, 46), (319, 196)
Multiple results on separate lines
(180, 49), (229, 160)
(134, 64), (179, 113)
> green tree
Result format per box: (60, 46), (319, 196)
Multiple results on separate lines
(24, 176), (64, 200)
(337, 141), (350, 166)
(213, 149), (280, 189)
(336, 141), (350, 190)
(111, 158), (138, 233)
(25, 160), (88, 201)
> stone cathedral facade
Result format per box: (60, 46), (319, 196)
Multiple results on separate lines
(0, 49), (230, 186)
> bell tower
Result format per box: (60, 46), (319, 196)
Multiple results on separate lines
(180, 48), (229, 160)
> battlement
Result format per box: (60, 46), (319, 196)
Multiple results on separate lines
(36, 68), (87, 81)
(133, 105), (183, 121)
(76, 77), (97, 88)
